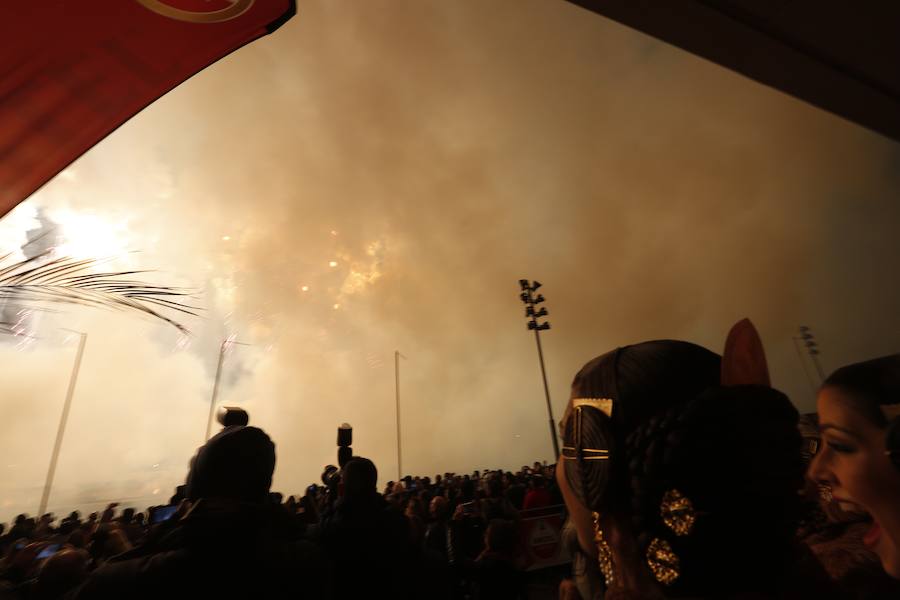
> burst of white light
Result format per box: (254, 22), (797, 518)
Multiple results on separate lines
(300, 285), (309, 292)
(53, 210), (130, 261)
(329, 260), (338, 268)
(222, 235), (231, 241)
(333, 303), (340, 310)
(330, 230), (338, 236)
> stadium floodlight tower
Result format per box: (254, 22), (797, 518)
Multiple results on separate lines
(518, 279), (559, 459)
(798, 325), (826, 381)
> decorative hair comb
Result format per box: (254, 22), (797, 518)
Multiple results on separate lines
(571, 397), (614, 418)
(561, 398), (614, 461)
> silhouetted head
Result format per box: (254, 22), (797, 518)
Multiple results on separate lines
(35, 548), (89, 598)
(484, 519), (517, 557)
(185, 426), (275, 504)
(342, 457), (378, 500)
(430, 496), (448, 520)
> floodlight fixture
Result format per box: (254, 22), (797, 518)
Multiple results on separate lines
(796, 325), (826, 383)
(516, 278), (558, 458)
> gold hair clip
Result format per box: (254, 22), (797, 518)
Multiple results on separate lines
(571, 397), (614, 418)
(558, 400), (613, 461)
(561, 446), (609, 460)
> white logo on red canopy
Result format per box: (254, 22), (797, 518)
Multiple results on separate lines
(136, 0), (255, 23)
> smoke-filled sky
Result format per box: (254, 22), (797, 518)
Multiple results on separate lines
(1, 0), (898, 522)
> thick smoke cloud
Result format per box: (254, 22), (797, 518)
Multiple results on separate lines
(0, 0), (897, 522)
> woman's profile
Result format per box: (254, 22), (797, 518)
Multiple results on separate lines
(808, 354), (900, 581)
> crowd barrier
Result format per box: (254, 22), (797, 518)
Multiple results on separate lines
(518, 504), (571, 571)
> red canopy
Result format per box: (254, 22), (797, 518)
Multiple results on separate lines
(0, 0), (296, 218)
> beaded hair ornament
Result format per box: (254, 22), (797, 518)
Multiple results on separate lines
(644, 318), (772, 587)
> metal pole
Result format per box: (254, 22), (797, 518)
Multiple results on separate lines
(792, 336), (819, 396)
(205, 341), (227, 442)
(533, 329), (560, 458)
(39, 332), (87, 515)
(798, 327), (826, 384)
(809, 352), (826, 383)
(395, 350), (402, 480)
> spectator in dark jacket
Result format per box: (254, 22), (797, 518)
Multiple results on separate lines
(425, 496), (450, 559)
(457, 519), (525, 600)
(318, 457), (420, 600)
(71, 425), (328, 599)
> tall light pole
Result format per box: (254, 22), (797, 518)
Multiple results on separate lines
(519, 280), (559, 459)
(798, 325), (826, 383)
(791, 334), (819, 396)
(39, 331), (87, 516)
(205, 338), (251, 441)
(395, 350), (406, 480)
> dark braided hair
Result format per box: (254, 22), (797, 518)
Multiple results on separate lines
(561, 341), (804, 596)
(822, 354), (900, 427)
(562, 341), (719, 515)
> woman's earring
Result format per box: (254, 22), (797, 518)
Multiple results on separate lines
(591, 511), (615, 587)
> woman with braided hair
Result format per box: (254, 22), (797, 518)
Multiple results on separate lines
(556, 320), (834, 599)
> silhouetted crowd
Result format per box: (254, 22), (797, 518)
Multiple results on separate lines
(0, 449), (562, 600)
(1, 322), (900, 600)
